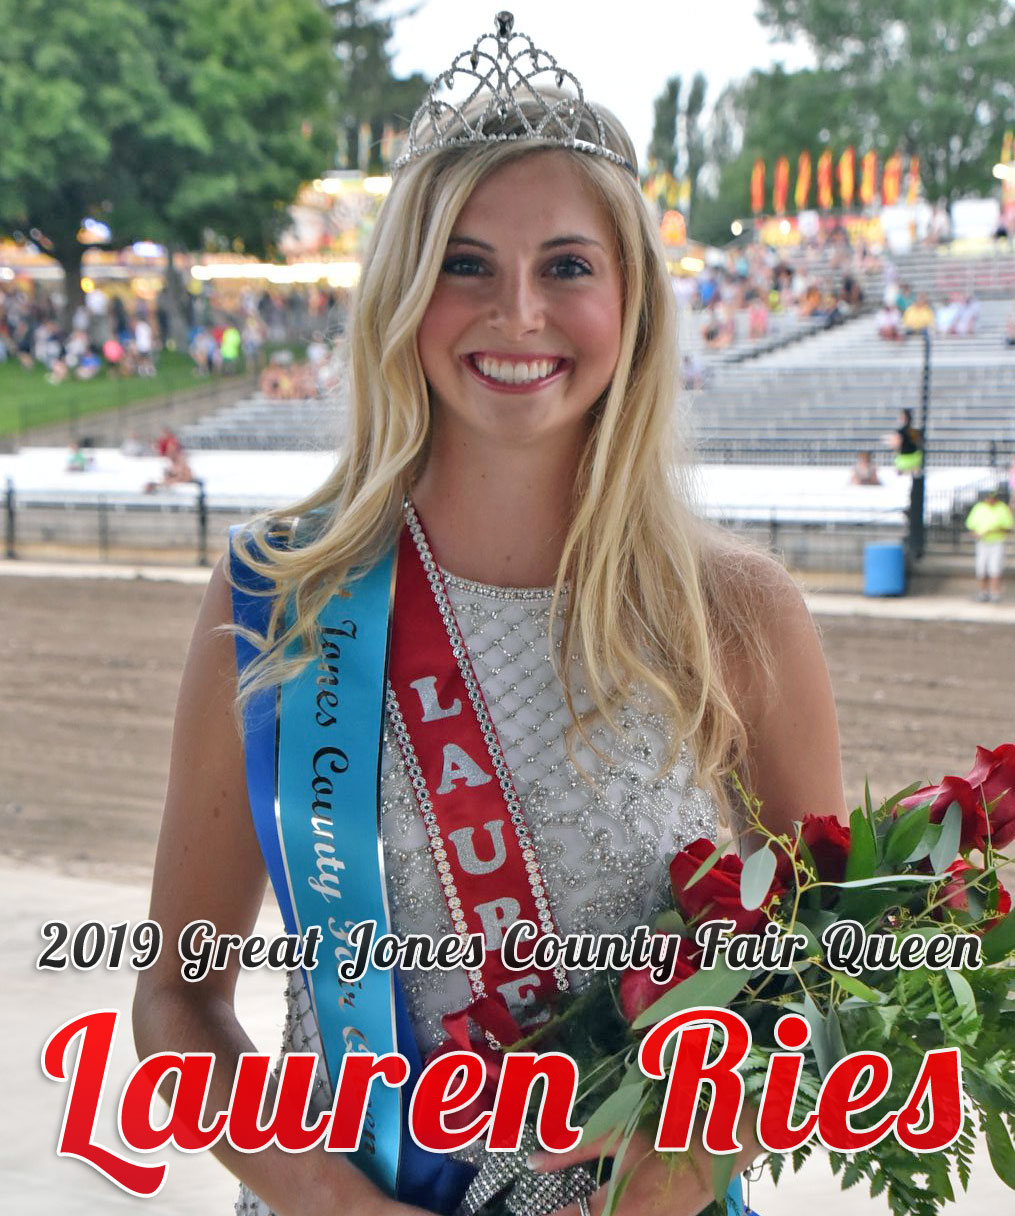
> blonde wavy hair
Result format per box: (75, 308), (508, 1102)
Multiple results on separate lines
(232, 99), (772, 815)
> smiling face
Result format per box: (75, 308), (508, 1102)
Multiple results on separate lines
(417, 151), (624, 455)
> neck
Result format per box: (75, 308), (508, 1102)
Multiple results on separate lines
(412, 433), (584, 587)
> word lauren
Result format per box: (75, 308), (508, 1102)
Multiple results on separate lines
(44, 1007), (963, 1197)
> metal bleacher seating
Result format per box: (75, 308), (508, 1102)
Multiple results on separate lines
(180, 393), (342, 452)
(689, 299), (1015, 467)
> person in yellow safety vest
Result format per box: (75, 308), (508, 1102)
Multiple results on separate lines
(966, 489), (1015, 602)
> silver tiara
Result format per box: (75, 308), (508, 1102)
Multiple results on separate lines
(391, 11), (637, 177)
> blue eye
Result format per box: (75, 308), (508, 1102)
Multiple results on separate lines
(441, 255), (487, 276)
(548, 254), (593, 279)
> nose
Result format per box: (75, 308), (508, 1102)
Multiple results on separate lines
(489, 267), (544, 338)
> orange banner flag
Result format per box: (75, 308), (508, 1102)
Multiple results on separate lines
(882, 153), (902, 206)
(795, 151), (812, 210)
(906, 156), (921, 205)
(838, 147), (855, 208)
(817, 150), (833, 210)
(860, 150), (877, 205)
(750, 158), (765, 214)
(773, 155), (790, 214)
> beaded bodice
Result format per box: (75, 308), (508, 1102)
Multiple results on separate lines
(235, 572), (717, 1215)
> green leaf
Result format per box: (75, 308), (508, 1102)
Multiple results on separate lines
(882, 780), (925, 815)
(930, 803), (963, 873)
(946, 969), (977, 1020)
(653, 909), (688, 935)
(710, 1149), (737, 1205)
(740, 845), (777, 911)
(981, 909), (1015, 965)
(884, 804), (930, 865)
(845, 805), (877, 881)
(983, 1107), (1015, 1189)
(835, 973), (884, 1003)
(581, 1082), (646, 1142)
(632, 957), (752, 1029)
(680, 843), (726, 892)
(828, 873), (940, 890)
(802, 991), (836, 1077)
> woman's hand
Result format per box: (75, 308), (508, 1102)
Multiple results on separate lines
(532, 1126), (757, 1216)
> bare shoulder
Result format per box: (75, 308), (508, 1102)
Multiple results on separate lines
(700, 531), (847, 830)
(699, 533), (814, 678)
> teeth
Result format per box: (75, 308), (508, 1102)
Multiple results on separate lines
(475, 356), (558, 384)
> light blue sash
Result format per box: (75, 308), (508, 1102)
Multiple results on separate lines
(229, 529), (473, 1212)
(275, 549), (399, 1191)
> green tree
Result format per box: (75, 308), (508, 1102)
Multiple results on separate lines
(691, 65), (854, 245)
(0, 0), (339, 330)
(647, 71), (709, 220)
(757, 0), (1015, 202)
(326, 1), (429, 173)
(649, 77), (681, 177)
(683, 73), (708, 221)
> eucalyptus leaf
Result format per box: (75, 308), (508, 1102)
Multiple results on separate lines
(582, 1082), (647, 1142)
(681, 844), (726, 892)
(828, 873), (939, 890)
(653, 909), (688, 935)
(835, 973), (884, 1003)
(740, 845), (777, 911)
(632, 957), (753, 1030)
(711, 1149), (736, 1205)
(802, 992), (835, 1078)
(946, 969), (977, 1019)
(930, 802), (963, 873)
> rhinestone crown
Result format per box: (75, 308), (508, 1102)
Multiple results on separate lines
(391, 11), (637, 177)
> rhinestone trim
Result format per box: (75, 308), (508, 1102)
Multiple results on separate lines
(393, 500), (569, 998)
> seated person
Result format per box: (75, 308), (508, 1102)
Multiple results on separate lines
(876, 303), (903, 340)
(850, 451), (881, 486)
(903, 293), (935, 333)
(952, 294), (980, 336)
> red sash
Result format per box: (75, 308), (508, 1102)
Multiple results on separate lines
(387, 502), (567, 1025)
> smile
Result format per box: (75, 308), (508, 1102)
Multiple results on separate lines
(464, 353), (569, 389)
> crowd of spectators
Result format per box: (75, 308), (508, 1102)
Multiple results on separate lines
(0, 279), (349, 383)
(0, 284), (162, 383)
(678, 229), (880, 363)
(875, 274), (985, 342)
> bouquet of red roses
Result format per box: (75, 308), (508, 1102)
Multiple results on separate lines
(471, 745), (1015, 1216)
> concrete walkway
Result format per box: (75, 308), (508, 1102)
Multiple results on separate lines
(3, 856), (1010, 1214)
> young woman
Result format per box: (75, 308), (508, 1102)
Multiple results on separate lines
(134, 14), (845, 1216)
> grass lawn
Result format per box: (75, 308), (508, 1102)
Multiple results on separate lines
(0, 351), (204, 438)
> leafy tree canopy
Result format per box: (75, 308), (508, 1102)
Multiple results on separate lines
(690, 0), (1015, 245)
(756, 0), (1015, 200)
(0, 0), (340, 314)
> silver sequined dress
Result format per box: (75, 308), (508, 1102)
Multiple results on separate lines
(235, 572), (717, 1215)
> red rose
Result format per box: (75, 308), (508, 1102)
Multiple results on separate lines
(939, 859), (1012, 931)
(799, 814), (851, 884)
(618, 936), (700, 1022)
(669, 837), (784, 936)
(900, 775), (988, 853)
(966, 744), (1015, 850)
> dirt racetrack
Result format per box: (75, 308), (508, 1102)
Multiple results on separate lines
(1, 573), (1013, 884)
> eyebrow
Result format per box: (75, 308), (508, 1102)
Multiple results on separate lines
(447, 234), (605, 251)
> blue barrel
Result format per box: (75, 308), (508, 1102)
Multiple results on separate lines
(864, 543), (906, 596)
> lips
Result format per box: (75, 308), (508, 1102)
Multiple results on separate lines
(463, 353), (570, 389)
